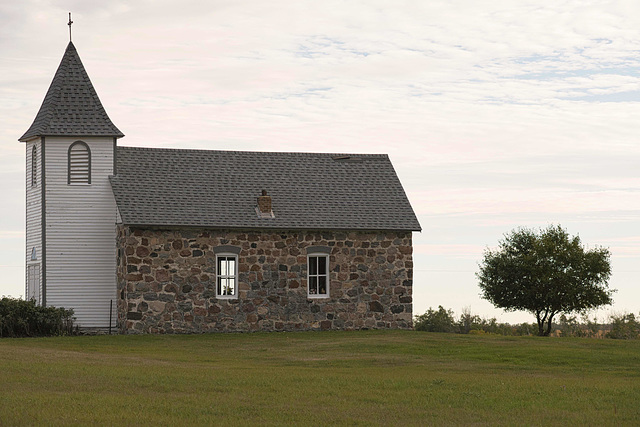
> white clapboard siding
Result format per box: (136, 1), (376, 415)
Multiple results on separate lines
(45, 137), (117, 328)
(25, 140), (43, 304)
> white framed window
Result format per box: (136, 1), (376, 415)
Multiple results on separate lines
(216, 253), (238, 298)
(307, 254), (329, 298)
(68, 141), (91, 184)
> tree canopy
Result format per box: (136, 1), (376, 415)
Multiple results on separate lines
(477, 225), (614, 336)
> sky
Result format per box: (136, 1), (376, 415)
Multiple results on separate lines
(1, 1), (639, 324)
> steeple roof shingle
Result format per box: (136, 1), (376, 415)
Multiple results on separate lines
(19, 42), (124, 142)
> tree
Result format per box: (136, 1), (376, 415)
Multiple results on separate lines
(477, 225), (614, 336)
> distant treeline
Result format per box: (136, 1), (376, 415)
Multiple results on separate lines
(414, 306), (640, 339)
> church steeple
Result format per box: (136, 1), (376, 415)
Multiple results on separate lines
(19, 41), (124, 142)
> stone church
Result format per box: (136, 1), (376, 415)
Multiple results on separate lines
(21, 41), (421, 333)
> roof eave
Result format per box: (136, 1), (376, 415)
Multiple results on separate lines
(18, 135), (41, 143)
(19, 132), (125, 143)
(117, 221), (421, 232)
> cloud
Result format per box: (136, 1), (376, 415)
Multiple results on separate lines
(1, 0), (639, 316)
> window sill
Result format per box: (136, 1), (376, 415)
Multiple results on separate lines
(216, 295), (238, 300)
(307, 295), (330, 300)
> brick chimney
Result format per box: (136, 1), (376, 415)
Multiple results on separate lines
(257, 189), (272, 215)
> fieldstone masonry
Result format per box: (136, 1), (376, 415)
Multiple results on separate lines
(116, 226), (414, 334)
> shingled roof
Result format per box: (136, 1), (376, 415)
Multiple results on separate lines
(110, 147), (421, 231)
(19, 42), (124, 142)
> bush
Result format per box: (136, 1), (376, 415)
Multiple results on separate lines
(414, 306), (538, 336)
(558, 314), (583, 337)
(556, 314), (602, 338)
(414, 306), (639, 339)
(414, 306), (456, 333)
(513, 322), (538, 336)
(457, 307), (485, 334)
(606, 313), (640, 339)
(0, 297), (76, 338)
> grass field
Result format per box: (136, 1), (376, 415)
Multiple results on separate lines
(1, 330), (638, 425)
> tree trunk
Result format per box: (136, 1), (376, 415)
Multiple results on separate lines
(535, 310), (554, 336)
(536, 312), (545, 336)
(544, 313), (555, 336)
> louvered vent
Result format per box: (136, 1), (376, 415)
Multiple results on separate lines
(68, 142), (91, 184)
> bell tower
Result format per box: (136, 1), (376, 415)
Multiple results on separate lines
(19, 37), (124, 328)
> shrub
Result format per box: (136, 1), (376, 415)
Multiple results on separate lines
(415, 306), (538, 336)
(457, 307), (486, 334)
(0, 297), (76, 338)
(414, 306), (456, 333)
(606, 313), (640, 339)
(558, 314), (583, 337)
(556, 314), (602, 338)
(513, 322), (537, 336)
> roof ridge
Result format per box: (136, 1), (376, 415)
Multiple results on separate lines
(116, 145), (389, 158)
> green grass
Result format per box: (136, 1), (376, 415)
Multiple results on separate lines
(1, 330), (638, 425)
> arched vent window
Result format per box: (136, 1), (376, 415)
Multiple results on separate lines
(31, 145), (37, 187)
(68, 141), (91, 184)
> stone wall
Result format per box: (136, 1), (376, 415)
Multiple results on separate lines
(116, 226), (414, 334)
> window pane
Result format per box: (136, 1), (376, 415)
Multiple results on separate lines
(221, 278), (230, 295)
(228, 278), (235, 295)
(219, 257), (227, 276)
(309, 257), (317, 275)
(217, 277), (223, 295)
(318, 256), (327, 275)
(309, 277), (317, 294)
(228, 258), (235, 276)
(318, 276), (327, 295)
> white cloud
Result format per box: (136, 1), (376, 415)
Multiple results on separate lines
(0, 0), (638, 317)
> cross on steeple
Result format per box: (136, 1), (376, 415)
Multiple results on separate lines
(68, 12), (73, 41)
